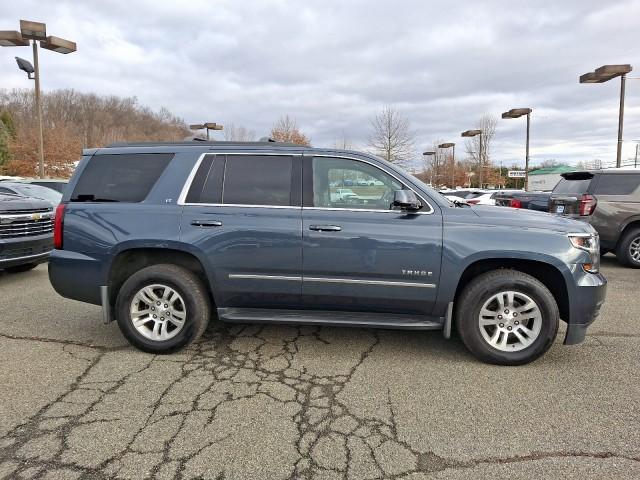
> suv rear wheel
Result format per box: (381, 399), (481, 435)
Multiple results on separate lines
(615, 227), (640, 268)
(115, 264), (211, 353)
(456, 270), (559, 365)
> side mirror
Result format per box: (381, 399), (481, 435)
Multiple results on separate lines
(393, 190), (422, 211)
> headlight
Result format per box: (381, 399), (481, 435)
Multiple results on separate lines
(568, 233), (600, 273)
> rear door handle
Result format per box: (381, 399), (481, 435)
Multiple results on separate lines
(191, 220), (223, 227)
(309, 225), (342, 232)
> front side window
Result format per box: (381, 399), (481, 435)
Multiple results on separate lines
(312, 157), (403, 210)
(223, 155), (293, 206)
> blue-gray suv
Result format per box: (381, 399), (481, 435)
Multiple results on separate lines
(49, 141), (607, 365)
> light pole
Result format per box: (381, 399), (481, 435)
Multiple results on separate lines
(502, 108), (532, 189)
(580, 64), (632, 168)
(438, 142), (455, 188)
(0, 20), (76, 178)
(189, 122), (223, 140)
(422, 151), (436, 186)
(461, 129), (483, 187)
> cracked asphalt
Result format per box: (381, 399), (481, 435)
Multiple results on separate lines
(0, 256), (638, 479)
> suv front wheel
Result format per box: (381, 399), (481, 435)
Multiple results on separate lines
(456, 270), (559, 365)
(115, 264), (211, 353)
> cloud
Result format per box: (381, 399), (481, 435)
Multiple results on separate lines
(1, 0), (639, 167)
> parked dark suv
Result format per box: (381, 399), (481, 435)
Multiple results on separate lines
(0, 193), (54, 273)
(549, 169), (640, 268)
(49, 142), (607, 365)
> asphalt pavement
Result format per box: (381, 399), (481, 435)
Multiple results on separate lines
(0, 256), (638, 479)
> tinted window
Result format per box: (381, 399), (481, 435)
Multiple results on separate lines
(553, 178), (592, 195)
(223, 155), (293, 206)
(185, 155), (225, 204)
(594, 174), (640, 195)
(312, 157), (403, 210)
(71, 153), (173, 202)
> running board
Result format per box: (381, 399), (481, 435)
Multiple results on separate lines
(217, 307), (444, 330)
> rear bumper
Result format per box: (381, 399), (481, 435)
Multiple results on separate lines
(0, 235), (53, 269)
(564, 271), (607, 345)
(48, 249), (104, 305)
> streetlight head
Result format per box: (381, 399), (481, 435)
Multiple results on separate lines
(579, 71), (606, 83)
(439, 142), (455, 148)
(422, 151), (435, 156)
(501, 111), (516, 119)
(19, 19), (46, 40)
(189, 124), (205, 130)
(0, 30), (30, 47)
(204, 122), (223, 130)
(461, 129), (482, 137)
(503, 108), (531, 119)
(15, 56), (35, 75)
(580, 65), (632, 84)
(40, 36), (76, 54)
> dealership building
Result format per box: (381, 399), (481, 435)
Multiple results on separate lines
(527, 165), (577, 191)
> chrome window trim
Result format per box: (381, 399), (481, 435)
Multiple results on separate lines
(310, 154), (434, 215)
(178, 152), (435, 215)
(228, 273), (435, 289)
(178, 152), (302, 206)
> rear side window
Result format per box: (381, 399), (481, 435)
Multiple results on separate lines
(594, 174), (640, 195)
(553, 178), (592, 195)
(222, 155), (293, 206)
(71, 153), (173, 202)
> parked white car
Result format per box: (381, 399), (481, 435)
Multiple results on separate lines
(465, 189), (524, 206)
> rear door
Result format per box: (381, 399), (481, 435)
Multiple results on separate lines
(180, 153), (303, 309)
(549, 173), (595, 217)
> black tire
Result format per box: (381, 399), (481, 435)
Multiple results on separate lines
(615, 227), (640, 268)
(115, 264), (211, 353)
(456, 269), (559, 366)
(5, 263), (38, 273)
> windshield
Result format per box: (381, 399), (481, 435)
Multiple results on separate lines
(10, 184), (62, 204)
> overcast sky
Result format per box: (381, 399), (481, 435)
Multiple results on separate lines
(2, 0), (640, 169)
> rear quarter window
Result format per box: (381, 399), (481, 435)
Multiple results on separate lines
(593, 174), (640, 195)
(71, 153), (173, 202)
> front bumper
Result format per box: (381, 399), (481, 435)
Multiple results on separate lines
(0, 235), (53, 269)
(564, 270), (607, 345)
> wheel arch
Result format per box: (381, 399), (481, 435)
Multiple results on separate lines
(107, 246), (216, 308)
(452, 257), (570, 324)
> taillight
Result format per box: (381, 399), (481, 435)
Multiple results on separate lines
(53, 203), (66, 249)
(510, 199), (522, 208)
(579, 194), (597, 216)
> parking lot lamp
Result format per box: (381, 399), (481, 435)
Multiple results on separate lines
(502, 108), (532, 188)
(0, 20), (76, 178)
(461, 130), (483, 187)
(189, 122), (223, 140)
(580, 65), (632, 168)
(438, 142), (455, 187)
(422, 151), (436, 185)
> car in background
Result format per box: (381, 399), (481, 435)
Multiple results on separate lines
(495, 191), (552, 212)
(0, 193), (54, 273)
(465, 189), (524, 206)
(441, 189), (485, 200)
(0, 182), (63, 208)
(549, 169), (640, 268)
(23, 178), (69, 194)
(330, 188), (359, 202)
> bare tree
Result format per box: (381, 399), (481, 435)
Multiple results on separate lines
(270, 114), (311, 146)
(224, 123), (256, 142)
(464, 113), (497, 187)
(367, 106), (415, 166)
(332, 132), (353, 150)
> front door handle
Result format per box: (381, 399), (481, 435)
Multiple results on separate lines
(309, 224), (342, 232)
(191, 220), (223, 227)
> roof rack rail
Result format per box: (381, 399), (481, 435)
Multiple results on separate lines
(105, 140), (302, 148)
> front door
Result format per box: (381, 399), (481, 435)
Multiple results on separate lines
(180, 153), (303, 309)
(301, 155), (442, 315)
